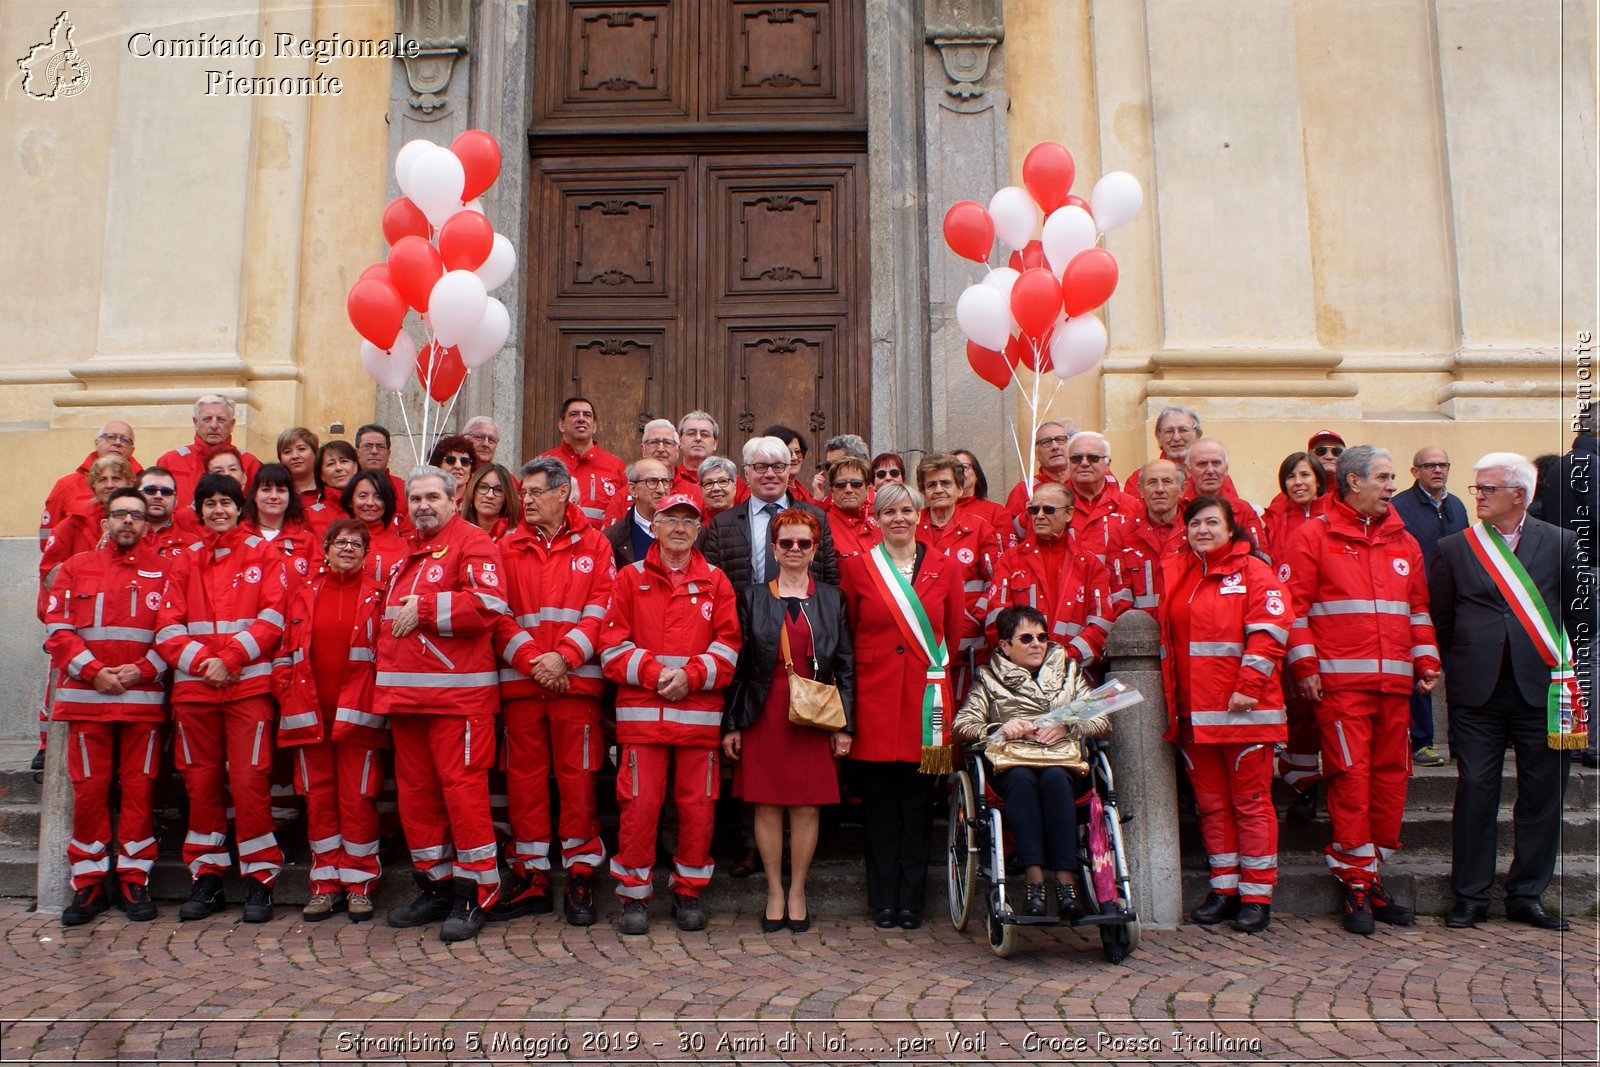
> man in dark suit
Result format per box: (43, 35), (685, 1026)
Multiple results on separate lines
(603, 459), (671, 569)
(701, 435), (838, 591)
(1429, 451), (1587, 931)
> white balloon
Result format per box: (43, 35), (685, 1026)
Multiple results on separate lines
(459, 298), (510, 368)
(956, 283), (1012, 351)
(409, 147), (467, 228)
(360, 332), (417, 393)
(1042, 206), (1098, 276)
(982, 266), (1021, 305)
(446, 198), (486, 223)
(1090, 171), (1143, 234)
(475, 234), (517, 290)
(1049, 314), (1108, 379)
(428, 270), (488, 347)
(988, 186), (1040, 251)
(394, 139), (434, 198)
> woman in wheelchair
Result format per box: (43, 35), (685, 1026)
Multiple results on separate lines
(952, 605), (1109, 919)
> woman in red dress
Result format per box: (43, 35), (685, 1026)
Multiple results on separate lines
(724, 509), (854, 932)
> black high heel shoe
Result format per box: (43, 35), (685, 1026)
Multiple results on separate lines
(760, 913), (787, 933)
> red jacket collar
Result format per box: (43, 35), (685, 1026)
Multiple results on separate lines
(1324, 495), (1406, 540)
(641, 543), (714, 583)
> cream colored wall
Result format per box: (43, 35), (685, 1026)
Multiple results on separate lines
(1003, 0), (1595, 505)
(1, 0), (392, 537)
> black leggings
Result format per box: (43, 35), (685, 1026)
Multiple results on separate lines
(847, 760), (936, 915)
(995, 765), (1079, 871)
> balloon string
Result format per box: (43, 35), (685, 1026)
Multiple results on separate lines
(396, 390), (421, 471)
(437, 375), (465, 440)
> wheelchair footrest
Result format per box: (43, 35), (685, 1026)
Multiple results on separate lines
(1074, 909), (1136, 928)
(997, 912), (1062, 927)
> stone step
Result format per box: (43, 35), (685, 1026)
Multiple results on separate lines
(0, 804), (40, 848)
(0, 764), (42, 807)
(1401, 762), (1597, 810)
(1179, 809), (1599, 863)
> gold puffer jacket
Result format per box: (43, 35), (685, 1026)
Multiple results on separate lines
(952, 643), (1111, 771)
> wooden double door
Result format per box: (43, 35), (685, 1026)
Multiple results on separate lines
(523, 0), (869, 460)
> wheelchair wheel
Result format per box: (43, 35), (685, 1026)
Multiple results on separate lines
(1100, 918), (1140, 964)
(985, 888), (1018, 959)
(946, 770), (978, 931)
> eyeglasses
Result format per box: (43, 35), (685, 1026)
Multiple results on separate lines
(139, 486), (176, 497)
(1158, 424), (1197, 437)
(1035, 435), (1071, 448)
(475, 483), (506, 496)
(1313, 445), (1344, 457)
(874, 469), (902, 480)
(107, 509), (146, 521)
(700, 477), (734, 491)
(1418, 462), (1451, 471)
(642, 438), (677, 448)
(954, 463), (972, 474)
(1468, 484), (1515, 497)
(1025, 503), (1066, 516)
(776, 537), (814, 551)
(654, 514), (698, 528)
(441, 455), (472, 466)
(632, 477), (672, 489)
(832, 478), (866, 490)
(520, 485), (555, 498)
(1010, 632), (1046, 645)
(1068, 453), (1107, 466)
(465, 432), (498, 446)
(329, 539), (366, 550)
(97, 433), (133, 446)
(357, 442), (388, 452)
(747, 462), (787, 474)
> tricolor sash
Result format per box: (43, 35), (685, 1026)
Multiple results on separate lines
(1464, 522), (1588, 750)
(864, 543), (952, 773)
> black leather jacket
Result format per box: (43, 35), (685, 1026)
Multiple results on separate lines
(723, 580), (855, 733)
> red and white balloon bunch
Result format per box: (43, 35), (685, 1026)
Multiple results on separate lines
(943, 142), (1142, 389)
(346, 130), (516, 464)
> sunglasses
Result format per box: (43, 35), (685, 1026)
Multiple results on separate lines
(1312, 445), (1344, 457)
(1010, 632), (1046, 645)
(1069, 453), (1106, 466)
(874, 469), (902, 480)
(776, 537), (814, 551)
(441, 455), (473, 466)
(1025, 503), (1066, 516)
(139, 486), (176, 497)
(832, 478), (866, 490)
(106, 509), (147, 521)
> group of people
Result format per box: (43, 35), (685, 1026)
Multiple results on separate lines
(35, 393), (1591, 943)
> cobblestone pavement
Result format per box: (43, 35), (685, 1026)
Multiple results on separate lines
(0, 900), (1593, 1064)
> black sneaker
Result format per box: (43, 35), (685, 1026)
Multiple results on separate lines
(617, 897), (650, 935)
(387, 877), (452, 928)
(178, 874), (227, 921)
(62, 883), (109, 926)
(1342, 884), (1375, 935)
(242, 879), (274, 923)
(484, 872), (553, 922)
(672, 893), (707, 932)
(29, 748), (45, 772)
(1190, 891), (1240, 925)
(564, 873), (597, 927)
(1369, 882), (1416, 926)
(1234, 902), (1271, 933)
(116, 881), (158, 922)
(440, 882), (486, 943)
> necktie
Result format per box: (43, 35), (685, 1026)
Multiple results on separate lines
(761, 502), (781, 582)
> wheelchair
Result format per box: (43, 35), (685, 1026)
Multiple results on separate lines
(946, 737), (1141, 962)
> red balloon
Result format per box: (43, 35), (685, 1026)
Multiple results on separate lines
(437, 210), (495, 272)
(347, 278), (407, 350)
(965, 341), (1012, 389)
(942, 200), (995, 263)
(1065, 194), (1092, 215)
(1023, 142), (1076, 214)
(1009, 332), (1054, 374)
(358, 262), (391, 284)
(1010, 267), (1063, 341)
(416, 341), (467, 402)
(381, 196), (430, 246)
(1007, 239), (1046, 273)
(1060, 248), (1119, 317)
(388, 235), (445, 313)
(451, 129), (502, 202)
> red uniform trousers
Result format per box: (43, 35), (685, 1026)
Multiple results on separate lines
(503, 696), (605, 886)
(1180, 741), (1278, 904)
(609, 743), (718, 901)
(1318, 690), (1409, 885)
(174, 695), (283, 884)
(390, 712), (501, 906)
(66, 721), (162, 890)
(1277, 695), (1322, 793)
(291, 740), (383, 894)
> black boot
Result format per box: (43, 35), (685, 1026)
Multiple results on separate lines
(1233, 902), (1271, 933)
(563, 872), (597, 927)
(178, 874), (226, 921)
(1190, 891), (1240, 925)
(1055, 881), (1084, 922)
(387, 873), (452, 928)
(1022, 883), (1047, 917)
(62, 883), (110, 926)
(440, 879), (486, 942)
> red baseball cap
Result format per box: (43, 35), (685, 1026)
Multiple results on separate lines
(656, 493), (702, 517)
(1307, 429), (1346, 450)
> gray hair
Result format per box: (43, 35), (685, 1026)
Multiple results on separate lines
(743, 435), (791, 466)
(872, 481), (925, 517)
(641, 418), (678, 443)
(1186, 438), (1228, 468)
(626, 458), (670, 482)
(823, 433), (869, 460)
(1473, 452), (1537, 497)
(1156, 406), (1201, 435)
(463, 415), (498, 434)
(698, 455), (737, 483)
(677, 410), (720, 438)
(1334, 445), (1392, 496)
(1069, 431), (1110, 459)
(194, 394), (235, 416)
(406, 464), (455, 497)
(519, 456), (571, 491)
(1037, 419), (1075, 439)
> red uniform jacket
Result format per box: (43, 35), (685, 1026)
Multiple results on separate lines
(243, 519), (319, 585)
(362, 519), (411, 587)
(154, 528), (288, 705)
(1263, 492), (1328, 555)
(1070, 483), (1137, 564)
(39, 450), (142, 548)
(144, 515), (198, 558)
(41, 499), (105, 578)
(1279, 497), (1441, 701)
(918, 510), (1000, 656)
(44, 541), (173, 723)
(156, 436), (262, 507)
(1158, 540), (1290, 744)
(1108, 513), (1182, 615)
(597, 546), (740, 747)
(957, 496), (1014, 547)
(544, 441), (627, 526)
(272, 569), (387, 748)
(840, 547), (964, 763)
(976, 536), (1114, 668)
(375, 515), (508, 718)
(494, 503), (616, 702)
(824, 500), (882, 559)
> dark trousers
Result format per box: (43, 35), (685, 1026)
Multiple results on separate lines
(1450, 671), (1571, 908)
(994, 766), (1079, 871)
(847, 760), (935, 915)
